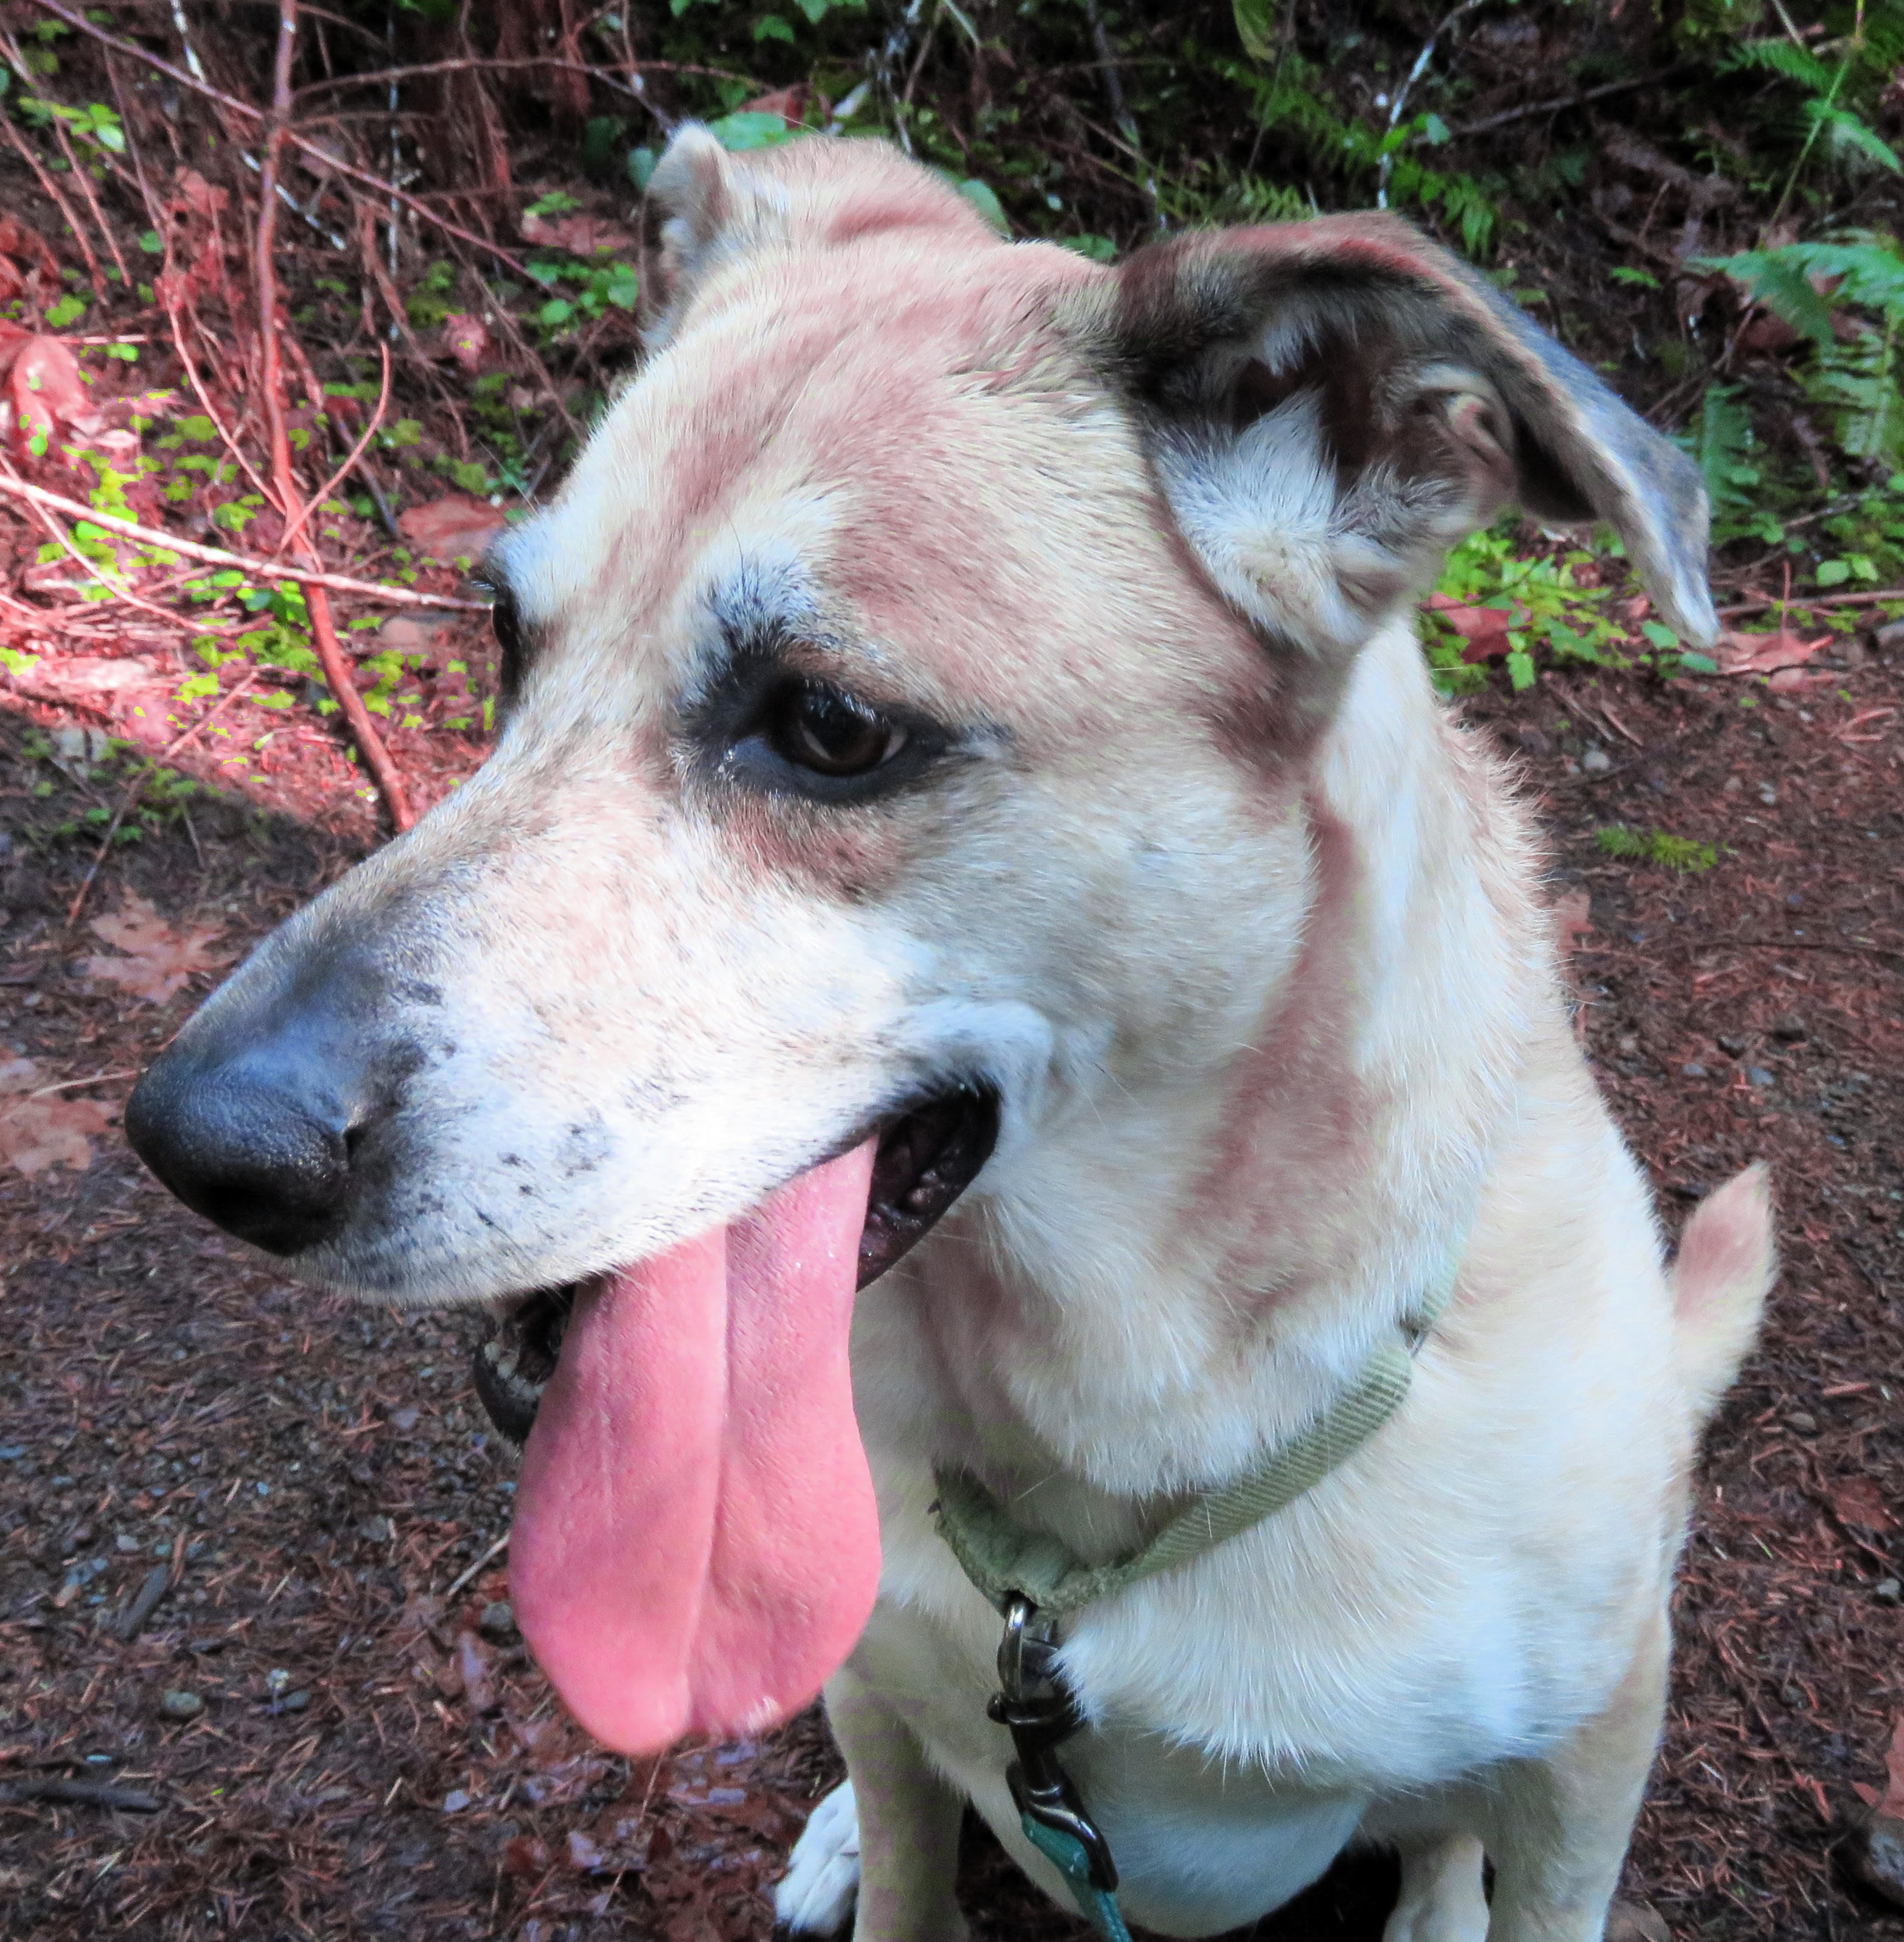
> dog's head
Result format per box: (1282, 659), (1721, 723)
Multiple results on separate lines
(127, 130), (1713, 1754)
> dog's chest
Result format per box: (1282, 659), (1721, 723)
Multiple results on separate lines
(852, 1588), (1377, 1935)
(855, 1485), (1587, 1937)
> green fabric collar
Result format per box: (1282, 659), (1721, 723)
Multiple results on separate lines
(930, 1256), (1460, 1619)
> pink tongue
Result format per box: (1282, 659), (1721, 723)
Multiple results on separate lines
(509, 1140), (882, 1753)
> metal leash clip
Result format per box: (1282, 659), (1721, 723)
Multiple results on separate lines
(987, 1594), (1119, 1892)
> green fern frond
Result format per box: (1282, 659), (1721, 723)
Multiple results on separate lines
(1731, 36), (1835, 89)
(1707, 247), (1839, 345)
(1687, 384), (1756, 509)
(1808, 100), (1904, 173)
(1807, 322), (1904, 463)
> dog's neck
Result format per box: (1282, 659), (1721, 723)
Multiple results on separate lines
(903, 624), (1556, 1501)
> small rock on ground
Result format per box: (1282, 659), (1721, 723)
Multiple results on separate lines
(1605, 1899), (1670, 1942)
(1847, 1813), (1904, 1910)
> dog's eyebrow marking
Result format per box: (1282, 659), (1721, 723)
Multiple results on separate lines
(686, 554), (837, 705)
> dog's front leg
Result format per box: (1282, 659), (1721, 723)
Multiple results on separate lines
(778, 1662), (969, 1941)
(1479, 1605), (1670, 1942)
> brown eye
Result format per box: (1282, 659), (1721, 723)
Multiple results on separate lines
(490, 588), (528, 702)
(770, 685), (907, 778)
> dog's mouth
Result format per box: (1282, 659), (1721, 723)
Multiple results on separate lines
(470, 1086), (998, 1448)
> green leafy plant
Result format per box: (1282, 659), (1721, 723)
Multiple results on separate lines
(1711, 232), (1904, 468)
(1222, 47), (1501, 255)
(1594, 825), (1719, 873)
(1729, 0), (1904, 219)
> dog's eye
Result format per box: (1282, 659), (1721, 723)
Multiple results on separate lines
(768, 685), (907, 778)
(491, 589), (528, 702)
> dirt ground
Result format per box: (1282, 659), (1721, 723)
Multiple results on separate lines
(1, 630), (1900, 1942)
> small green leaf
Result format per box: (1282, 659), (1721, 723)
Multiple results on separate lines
(954, 178), (1008, 234)
(44, 294), (85, 328)
(706, 110), (795, 152)
(1233, 0), (1276, 62)
(755, 13), (796, 41)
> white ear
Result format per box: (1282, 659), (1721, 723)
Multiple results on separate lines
(647, 124), (733, 269)
(643, 126), (996, 341)
(645, 125), (785, 333)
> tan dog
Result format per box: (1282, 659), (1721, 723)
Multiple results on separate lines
(127, 128), (1773, 1942)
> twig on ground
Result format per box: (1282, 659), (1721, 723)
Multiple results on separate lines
(26, 1069), (136, 1096)
(441, 1531), (510, 1603)
(0, 108), (105, 298)
(254, 0), (412, 834)
(280, 340), (391, 556)
(1718, 587), (1904, 616)
(0, 1775), (162, 1812)
(353, 198), (433, 371)
(164, 302), (279, 511)
(1, 461), (195, 632)
(114, 1560), (175, 1642)
(44, 107), (132, 291)
(1444, 68), (1689, 139)
(27, 0), (537, 278)
(0, 477), (489, 609)
(291, 52), (748, 103)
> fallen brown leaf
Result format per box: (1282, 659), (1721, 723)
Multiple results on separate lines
(397, 494), (507, 563)
(0, 1058), (114, 1175)
(1555, 889), (1594, 961)
(83, 893), (227, 1007)
(1424, 593), (1527, 663)
(518, 211), (635, 255)
(739, 83), (823, 128)
(1830, 1474), (1899, 1534)
(0, 213), (61, 282)
(6, 335), (95, 450)
(1765, 665), (1835, 694)
(442, 312), (489, 375)
(1714, 626), (1832, 676)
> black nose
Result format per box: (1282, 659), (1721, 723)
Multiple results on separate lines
(126, 1045), (352, 1256)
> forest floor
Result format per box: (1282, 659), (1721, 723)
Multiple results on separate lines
(0, 615), (1900, 1942)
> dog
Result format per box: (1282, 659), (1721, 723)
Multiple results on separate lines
(127, 128), (1774, 1942)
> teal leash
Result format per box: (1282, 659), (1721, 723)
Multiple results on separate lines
(1022, 1816), (1134, 1942)
(989, 1594), (1132, 1941)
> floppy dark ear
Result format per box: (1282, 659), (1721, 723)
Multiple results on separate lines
(1073, 214), (1714, 693)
